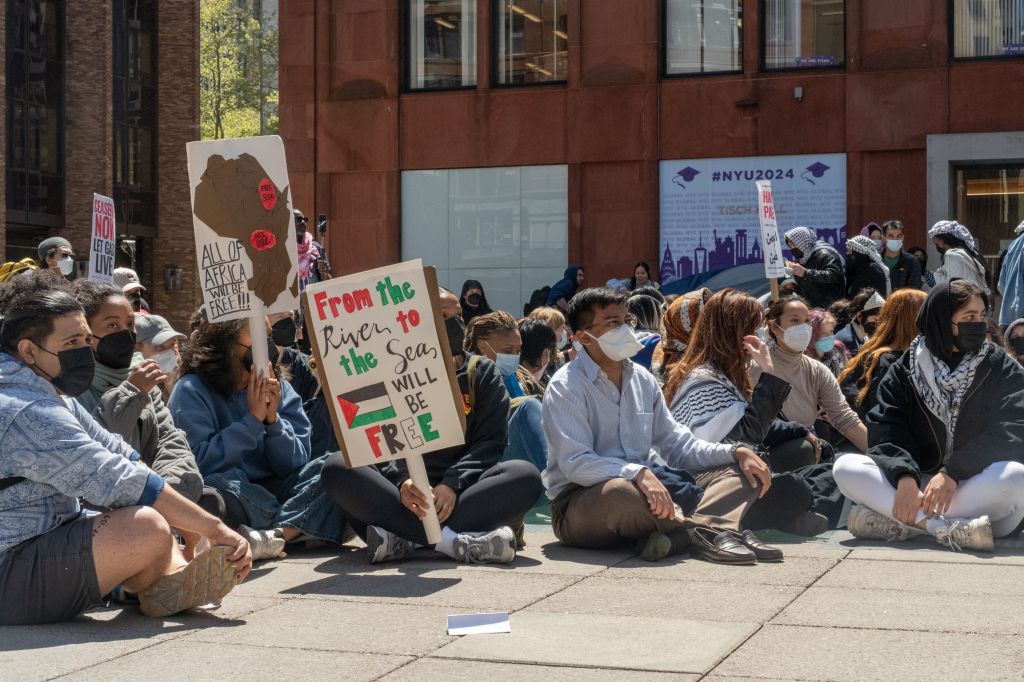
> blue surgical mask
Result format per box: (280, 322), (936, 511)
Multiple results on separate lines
(886, 239), (902, 252)
(493, 352), (520, 377)
(814, 335), (836, 354)
(871, 239), (883, 250)
(756, 326), (768, 343)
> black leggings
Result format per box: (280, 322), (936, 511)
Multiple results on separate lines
(320, 456), (543, 546)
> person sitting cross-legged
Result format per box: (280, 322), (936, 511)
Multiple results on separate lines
(0, 290), (251, 625)
(320, 315), (543, 564)
(542, 288), (780, 564)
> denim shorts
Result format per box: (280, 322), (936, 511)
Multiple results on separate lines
(0, 513), (103, 625)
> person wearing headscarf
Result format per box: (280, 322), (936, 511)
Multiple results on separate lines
(834, 279), (1024, 552)
(998, 220), (1024, 325)
(545, 266), (584, 311)
(459, 279), (493, 325)
(1006, 318), (1024, 366)
(836, 288), (885, 357)
(845, 235), (891, 298)
(783, 227), (846, 309)
(294, 210), (323, 291)
(651, 287), (711, 381)
(859, 222), (884, 252)
(928, 220), (990, 295)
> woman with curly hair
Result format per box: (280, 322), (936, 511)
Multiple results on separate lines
(168, 313), (348, 561)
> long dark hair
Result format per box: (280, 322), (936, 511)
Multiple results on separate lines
(629, 261), (654, 290)
(178, 316), (248, 398)
(935, 234), (988, 278)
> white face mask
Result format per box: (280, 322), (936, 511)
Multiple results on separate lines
(782, 323), (813, 352)
(152, 348), (179, 374)
(58, 257), (74, 276)
(587, 324), (644, 362)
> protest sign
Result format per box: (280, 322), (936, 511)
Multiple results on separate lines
(756, 180), (787, 285)
(88, 193), (116, 283)
(302, 260), (466, 543)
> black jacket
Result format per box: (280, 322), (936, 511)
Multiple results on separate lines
(840, 351), (898, 419)
(887, 251), (922, 291)
(380, 355), (509, 492)
(724, 372), (809, 447)
(866, 347), (1024, 485)
(846, 261), (888, 299)
(795, 246), (846, 309)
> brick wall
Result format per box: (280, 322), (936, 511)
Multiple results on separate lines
(153, 0), (201, 333)
(0, 5), (6, 257)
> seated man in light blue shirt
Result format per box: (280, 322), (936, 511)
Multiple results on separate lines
(542, 288), (777, 564)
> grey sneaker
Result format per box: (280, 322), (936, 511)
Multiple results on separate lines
(238, 525), (285, 561)
(451, 527), (516, 564)
(138, 546), (237, 618)
(933, 515), (994, 552)
(366, 525), (414, 564)
(847, 505), (916, 542)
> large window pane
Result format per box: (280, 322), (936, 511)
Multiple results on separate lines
(952, 0), (1024, 59)
(956, 165), (1024, 273)
(763, 0), (844, 70)
(665, 0), (742, 75)
(494, 1), (568, 85)
(406, 0), (477, 90)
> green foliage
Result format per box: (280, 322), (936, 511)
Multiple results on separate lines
(200, 0), (279, 140)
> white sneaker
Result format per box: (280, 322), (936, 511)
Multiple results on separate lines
(450, 527), (516, 564)
(238, 525), (285, 561)
(366, 525), (414, 564)
(933, 515), (994, 552)
(847, 505), (917, 542)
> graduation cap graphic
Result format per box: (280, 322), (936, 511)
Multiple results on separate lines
(337, 383), (397, 429)
(801, 161), (830, 185)
(672, 166), (700, 189)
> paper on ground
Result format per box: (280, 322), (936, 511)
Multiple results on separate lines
(446, 612), (511, 636)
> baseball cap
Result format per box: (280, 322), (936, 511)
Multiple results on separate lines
(113, 267), (146, 294)
(135, 315), (186, 346)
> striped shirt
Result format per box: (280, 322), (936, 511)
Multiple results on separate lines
(540, 345), (735, 500)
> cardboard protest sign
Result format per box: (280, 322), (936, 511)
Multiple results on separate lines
(303, 260), (465, 544)
(756, 180), (787, 280)
(186, 136), (299, 323)
(88, 193), (116, 283)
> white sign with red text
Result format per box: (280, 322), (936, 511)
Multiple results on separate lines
(89, 193), (116, 283)
(756, 180), (787, 280)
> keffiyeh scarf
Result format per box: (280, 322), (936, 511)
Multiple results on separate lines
(928, 220), (977, 250)
(907, 336), (990, 451)
(785, 226), (840, 265)
(297, 231), (320, 283)
(669, 364), (748, 443)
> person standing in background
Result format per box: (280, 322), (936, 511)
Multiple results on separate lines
(37, 237), (75, 278)
(880, 220), (922, 291)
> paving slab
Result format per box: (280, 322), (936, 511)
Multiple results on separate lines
(183, 599), (458, 656)
(526, 575), (801, 623)
(60, 641), (411, 681)
(605, 555), (837, 587)
(816, 557), (1024, 595)
(381, 658), (699, 681)
(774, 585), (1024, 635)
(846, 545), (1024, 565)
(432, 611), (757, 674)
(712, 624), (1024, 681)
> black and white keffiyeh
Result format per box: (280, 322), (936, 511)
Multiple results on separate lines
(907, 336), (990, 449)
(785, 226), (842, 266)
(669, 364), (748, 442)
(928, 220), (977, 250)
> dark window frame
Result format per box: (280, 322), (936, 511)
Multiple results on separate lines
(759, 0), (847, 73)
(490, 0), (569, 88)
(948, 0), (1024, 63)
(5, 0), (66, 230)
(661, 0), (745, 78)
(401, 0), (480, 93)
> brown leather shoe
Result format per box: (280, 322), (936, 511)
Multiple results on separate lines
(731, 530), (784, 563)
(689, 527), (757, 565)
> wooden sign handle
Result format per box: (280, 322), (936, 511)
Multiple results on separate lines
(405, 452), (442, 544)
(769, 278), (780, 303)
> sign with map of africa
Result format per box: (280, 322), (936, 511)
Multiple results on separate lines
(186, 136), (300, 322)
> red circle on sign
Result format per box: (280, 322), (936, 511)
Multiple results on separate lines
(258, 178), (277, 211)
(250, 229), (277, 251)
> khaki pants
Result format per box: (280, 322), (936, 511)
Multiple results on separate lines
(550, 465), (758, 550)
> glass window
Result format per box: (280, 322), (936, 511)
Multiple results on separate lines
(956, 165), (1024, 274)
(406, 0), (477, 90)
(665, 0), (742, 75)
(762, 0), (845, 70)
(494, 1), (568, 85)
(952, 0), (1024, 59)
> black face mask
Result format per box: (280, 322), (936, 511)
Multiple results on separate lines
(242, 336), (280, 372)
(445, 316), (466, 357)
(790, 248), (804, 261)
(37, 344), (96, 396)
(465, 293), (482, 307)
(271, 317), (297, 349)
(862, 319), (878, 336)
(953, 321), (986, 353)
(94, 329), (137, 369)
(1010, 336), (1024, 357)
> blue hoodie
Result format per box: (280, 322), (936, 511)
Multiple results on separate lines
(0, 352), (164, 558)
(546, 266), (582, 307)
(168, 373), (311, 481)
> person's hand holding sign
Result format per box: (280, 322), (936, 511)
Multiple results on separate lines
(400, 479), (430, 519)
(264, 364), (281, 425)
(432, 484), (457, 523)
(247, 369), (269, 423)
(785, 260), (806, 278)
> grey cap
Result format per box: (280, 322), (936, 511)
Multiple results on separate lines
(135, 314), (185, 346)
(37, 236), (73, 262)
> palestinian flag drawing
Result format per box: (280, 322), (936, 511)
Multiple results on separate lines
(337, 383), (396, 429)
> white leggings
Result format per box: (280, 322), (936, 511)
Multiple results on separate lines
(834, 454), (1024, 538)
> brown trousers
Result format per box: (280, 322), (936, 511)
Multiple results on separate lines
(550, 465), (758, 549)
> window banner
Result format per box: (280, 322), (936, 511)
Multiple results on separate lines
(658, 154), (846, 295)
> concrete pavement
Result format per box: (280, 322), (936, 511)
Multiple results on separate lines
(3, 530), (1024, 681)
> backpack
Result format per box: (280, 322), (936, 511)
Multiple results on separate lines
(523, 285), (551, 316)
(0, 258), (38, 282)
